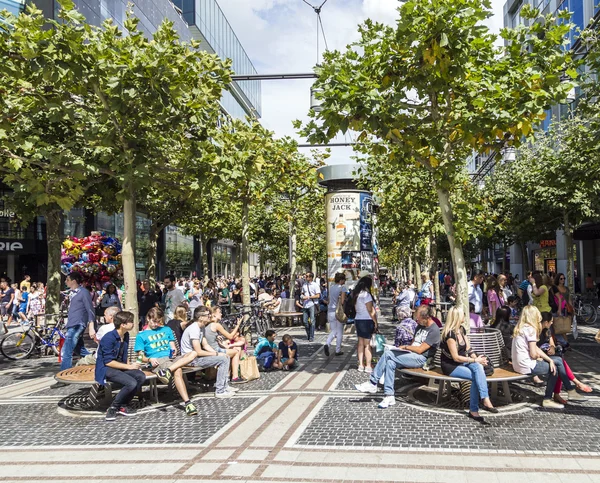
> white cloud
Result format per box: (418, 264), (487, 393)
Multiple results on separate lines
(217, 0), (506, 165)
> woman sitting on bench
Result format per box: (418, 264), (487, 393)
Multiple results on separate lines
(440, 307), (498, 423)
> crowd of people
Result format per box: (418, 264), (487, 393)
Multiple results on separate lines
(3, 264), (593, 423)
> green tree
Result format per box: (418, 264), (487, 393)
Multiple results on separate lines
(299, 0), (575, 315)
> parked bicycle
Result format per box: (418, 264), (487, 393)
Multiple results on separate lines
(0, 313), (66, 360)
(573, 295), (598, 326)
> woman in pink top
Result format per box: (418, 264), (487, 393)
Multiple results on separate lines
(486, 276), (504, 323)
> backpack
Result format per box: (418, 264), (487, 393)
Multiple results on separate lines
(343, 291), (356, 320)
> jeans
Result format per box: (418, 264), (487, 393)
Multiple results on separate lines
(302, 305), (315, 340)
(449, 363), (489, 413)
(326, 312), (343, 352)
(370, 349), (427, 396)
(531, 360), (558, 399)
(105, 367), (146, 408)
(60, 324), (90, 371)
(549, 355), (574, 393)
(189, 355), (230, 394)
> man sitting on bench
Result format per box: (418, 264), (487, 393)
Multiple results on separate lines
(355, 304), (440, 409)
(95, 311), (146, 421)
(162, 306), (235, 417)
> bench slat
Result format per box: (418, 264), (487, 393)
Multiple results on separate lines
(400, 366), (529, 382)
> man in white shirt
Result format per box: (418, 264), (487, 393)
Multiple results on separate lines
(301, 272), (320, 341)
(164, 275), (185, 320)
(468, 270), (484, 314)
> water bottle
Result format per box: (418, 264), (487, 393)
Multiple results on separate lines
(169, 349), (175, 359)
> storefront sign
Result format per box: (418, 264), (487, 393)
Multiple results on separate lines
(540, 239), (556, 248)
(0, 239), (35, 253)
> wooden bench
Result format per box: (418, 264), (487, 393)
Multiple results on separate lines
(399, 366), (530, 405)
(55, 365), (159, 405)
(272, 312), (303, 327)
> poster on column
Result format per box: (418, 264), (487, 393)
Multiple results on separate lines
(360, 192), (373, 251)
(326, 191), (362, 288)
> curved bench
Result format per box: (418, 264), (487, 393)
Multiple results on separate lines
(399, 366), (530, 405)
(55, 365), (159, 406)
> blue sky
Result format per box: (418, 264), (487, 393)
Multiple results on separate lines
(218, 0), (506, 165)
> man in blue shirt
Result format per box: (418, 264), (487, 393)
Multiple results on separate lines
(134, 308), (177, 383)
(60, 272), (94, 371)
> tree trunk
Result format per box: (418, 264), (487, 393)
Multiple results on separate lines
(436, 187), (469, 327)
(408, 254), (413, 283)
(415, 257), (421, 289)
(122, 191), (139, 335)
(520, 241), (529, 275)
(199, 235), (209, 282)
(431, 235), (441, 310)
(289, 222), (297, 278)
(501, 241), (507, 273)
(564, 212), (574, 304)
(146, 223), (158, 288)
(241, 201), (251, 307)
(45, 209), (63, 321)
(311, 258), (317, 276)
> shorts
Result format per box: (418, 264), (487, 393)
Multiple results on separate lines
(281, 357), (298, 367)
(217, 347), (227, 354)
(355, 319), (375, 339)
(1, 303), (10, 316)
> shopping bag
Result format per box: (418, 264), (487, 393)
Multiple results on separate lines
(553, 316), (572, 335)
(240, 355), (260, 381)
(375, 334), (386, 353)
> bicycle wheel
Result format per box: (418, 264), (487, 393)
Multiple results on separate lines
(578, 304), (597, 325)
(0, 332), (36, 360)
(46, 330), (63, 356)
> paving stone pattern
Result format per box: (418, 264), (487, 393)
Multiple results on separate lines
(0, 396), (258, 446)
(296, 396), (600, 452)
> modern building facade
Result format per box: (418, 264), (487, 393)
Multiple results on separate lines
(0, 0), (262, 283)
(473, 0), (600, 285)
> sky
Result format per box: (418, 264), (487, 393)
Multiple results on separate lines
(217, 0), (507, 165)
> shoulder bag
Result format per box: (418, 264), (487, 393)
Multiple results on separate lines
(335, 291), (347, 323)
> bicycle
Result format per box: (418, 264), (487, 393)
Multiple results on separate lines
(235, 301), (272, 346)
(0, 313), (66, 360)
(573, 295), (598, 326)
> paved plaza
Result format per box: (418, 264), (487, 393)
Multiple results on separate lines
(1, 301), (600, 482)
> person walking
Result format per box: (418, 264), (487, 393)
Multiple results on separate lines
(301, 272), (320, 342)
(324, 272), (346, 357)
(352, 276), (378, 373)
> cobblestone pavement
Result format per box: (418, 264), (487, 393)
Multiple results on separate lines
(1, 300), (600, 482)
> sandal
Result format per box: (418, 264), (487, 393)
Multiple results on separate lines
(553, 394), (568, 405)
(576, 382), (593, 393)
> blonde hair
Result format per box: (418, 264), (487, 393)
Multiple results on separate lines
(513, 305), (542, 338)
(441, 306), (465, 339)
(173, 305), (188, 324)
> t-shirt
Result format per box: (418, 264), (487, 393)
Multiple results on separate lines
(19, 292), (28, 310)
(1, 288), (14, 305)
(328, 284), (344, 312)
(411, 323), (440, 359)
(96, 323), (115, 342)
(164, 289), (185, 320)
(301, 281), (320, 309)
(512, 325), (538, 374)
(254, 337), (277, 357)
(166, 319), (185, 345)
(354, 290), (373, 320)
(279, 341), (298, 360)
(532, 285), (551, 313)
(469, 313), (484, 329)
(134, 326), (175, 359)
(180, 322), (203, 355)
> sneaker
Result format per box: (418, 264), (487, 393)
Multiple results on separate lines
(215, 390), (236, 398)
(567, 390), (587, 402)
(118, 406), (137, 417)
(378, 395), (396, 409)
(365, 367), (373, 374)
(230, 378), (247, 385)
(324, 344), (330, 357)
(105, 407), (117, 421)
(335, 351), (344, 356)
(185, 402), (198, 416)
(357, 366), (365, 373)
(158, 368), (172, 383)
(542, 399), (564, 409)
(355, 381), (377, 394)
(227, 385), (239, 393)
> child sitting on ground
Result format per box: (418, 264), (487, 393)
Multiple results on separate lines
(254, 330), (282, 370)
(278, 334), (298, 370)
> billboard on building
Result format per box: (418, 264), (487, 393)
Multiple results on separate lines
(326, 190), (374, 289)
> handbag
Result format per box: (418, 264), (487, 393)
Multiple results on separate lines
(553, 315), (572, 335)
(335, 293), (347, 323)
(240, 355), (260, 381)
(480, 354), (494, 376)
(374, 333), (386, 353)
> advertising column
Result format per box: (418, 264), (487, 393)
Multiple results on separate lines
(326, 190), (374, 289)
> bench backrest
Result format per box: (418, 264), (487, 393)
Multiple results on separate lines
(434, 327), (508, 368)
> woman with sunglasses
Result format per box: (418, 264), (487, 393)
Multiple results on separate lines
(550, 273), (569, 316)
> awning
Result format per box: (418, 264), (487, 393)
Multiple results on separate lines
(573, 222), (600, 241)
